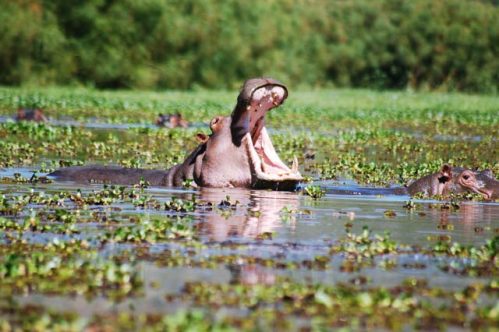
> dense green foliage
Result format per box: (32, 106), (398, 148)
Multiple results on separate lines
(1, 0), (497, 92)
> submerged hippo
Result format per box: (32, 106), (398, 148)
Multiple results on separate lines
(155, 113), (189, 128)
(16, 108), (48, 122)
(406, 165), (498, 200)
(324, 165), (498, 200)
(50, 78), (303, 190)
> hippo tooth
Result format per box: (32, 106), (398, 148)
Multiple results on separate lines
(292, 156), (298, 173)
(260, 157), (267, 172)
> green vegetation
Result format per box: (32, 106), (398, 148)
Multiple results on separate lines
(304, 185), (326, 199)
(0, 86), (497, 330)
(0, 87), (497, 186)
(1, 0), (498, 92)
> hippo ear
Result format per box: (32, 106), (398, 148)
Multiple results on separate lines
(196, 133), (209, 143)
(438, 164), (453, 183)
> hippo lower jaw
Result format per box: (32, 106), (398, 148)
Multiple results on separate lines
(244, 127), (302, 189)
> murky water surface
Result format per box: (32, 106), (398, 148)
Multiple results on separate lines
(1, 164), (497, 316)
(0, 117), (497, 329)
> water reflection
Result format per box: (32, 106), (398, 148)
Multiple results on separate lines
(196, 188), (300, 241)
(228, 264), (276, 285)
(431, 202), (497, 242)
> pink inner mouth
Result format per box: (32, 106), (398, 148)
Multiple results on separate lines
(254, 127), (292, 175)
(249, 86), (286, 143)
(247, 86), (293, 176)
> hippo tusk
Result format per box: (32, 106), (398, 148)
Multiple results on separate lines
(292, 156), (298, 173)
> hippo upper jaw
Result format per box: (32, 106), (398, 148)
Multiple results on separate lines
(230, 78), (302, 190)
(231, 78), (288, 147)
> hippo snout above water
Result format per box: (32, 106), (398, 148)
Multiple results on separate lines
(156, 113), (189, 128)
(406, 164), (499, 200)
(453, 168), (498, 200)
(16, 108), (48, 122)
(50, 78), (303, 191)
(322, 165), (498, 200)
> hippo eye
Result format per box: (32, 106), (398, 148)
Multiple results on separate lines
(463, 175), (469, 180)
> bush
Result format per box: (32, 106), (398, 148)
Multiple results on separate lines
(0, 0), (497, 93)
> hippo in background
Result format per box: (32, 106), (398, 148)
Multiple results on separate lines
(323, 165), (498, 201)
(156, 113), (189, 128)
(50, 78), (303, 191)
(15, 108), (48, 122)
(406, 164), (498, 200)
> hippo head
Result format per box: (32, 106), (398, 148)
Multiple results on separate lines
(190, 78), (302, 190)
(419, 165), (499, 200)
(455, 168), (498, 200)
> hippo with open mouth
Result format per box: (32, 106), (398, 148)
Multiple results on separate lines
(50, 78), (303, 191)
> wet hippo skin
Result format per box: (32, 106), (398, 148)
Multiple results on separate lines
(323, 165), (498, 200)
(50, 78), (303, 191)
(406, 164), (499, 200)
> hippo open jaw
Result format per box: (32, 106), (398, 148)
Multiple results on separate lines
(238, 83), (303, 189)
(49, 77), (303, 191)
